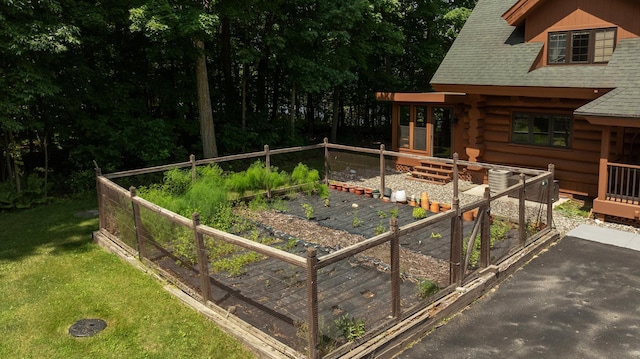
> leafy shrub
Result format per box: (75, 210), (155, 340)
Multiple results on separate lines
(335, 315), (365, 342)
(0, 174), (50, 209)
(412, 207), (427, 219)
(416, 279), (439, 299)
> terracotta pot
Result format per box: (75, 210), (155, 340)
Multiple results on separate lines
(349, 187), (356, 194)
(342, 184), (350, 192)
(430, 201), (440, 213)
(354, 187), (364, 195)
(329, 183), (337, 190)
(441, 203), (451, 212)
(420, 192), (430, 210)
(409, 200), (417, 207)
(463, 210), (474, 222)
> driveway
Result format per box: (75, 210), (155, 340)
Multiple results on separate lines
(396, 225), (640, 359)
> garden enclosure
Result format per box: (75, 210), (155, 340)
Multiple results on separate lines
(95, 139), (558, 359)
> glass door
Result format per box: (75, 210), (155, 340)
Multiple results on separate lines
(431, 107), (453, 158)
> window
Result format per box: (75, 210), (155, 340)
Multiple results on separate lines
(512, 113), (571, 148)
(399, 105), (410, 148)
(548, 28), (616, 65)
(413, 107), (427, 151)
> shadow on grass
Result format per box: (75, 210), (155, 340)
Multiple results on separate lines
(0, 194), (99, 264)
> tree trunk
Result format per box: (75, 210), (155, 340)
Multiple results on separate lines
(194, 39), (218, 158)
(306, 93), (314, 135)
(330, 86), (340, 143)
(290, 83), (296, 138)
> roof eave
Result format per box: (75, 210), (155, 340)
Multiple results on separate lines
(502, 0), (547, 26)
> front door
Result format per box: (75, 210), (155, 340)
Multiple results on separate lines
(431, 107), (453, 158)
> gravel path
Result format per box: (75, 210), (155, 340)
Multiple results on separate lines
(332, 171), (640, 237)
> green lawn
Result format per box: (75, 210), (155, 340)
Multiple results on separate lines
(0, 195), (254, 359)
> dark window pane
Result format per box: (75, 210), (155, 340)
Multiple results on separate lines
(399, 105), (410, 148)
(512, 113), (571, 148)
(571, 32), (590, 63)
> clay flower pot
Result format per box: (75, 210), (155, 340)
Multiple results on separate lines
(463, 210), (474, 222)
(364, 188), (373, 197)
(342, 184), (350, 192)
(420, 192), (430, 210)
(441, 203), (451, 212)
(354, 187), (364, 195)
(430, 201), (440, 213)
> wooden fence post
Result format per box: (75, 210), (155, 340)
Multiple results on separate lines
(96, 167), (105, 230)
(324, 138), (330, 185)
(265, 145), (271, 199)
(306, 247), (319, 359)
(547, 164), (555, 229)
(129, 187), (146, 260)
(450, 197), (463, 285)
(453, 153), (459, 200)
(390, 217), (401, 318)
(190, 154), (196, 182)
(518, 173), (526, 246)
(380, 144), (386, 194)
(480, 187), (491, 268)
(192, 213), (212, 303)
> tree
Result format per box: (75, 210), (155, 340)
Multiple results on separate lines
(130, 0), (219, 158)
(0, 0), (79, 190)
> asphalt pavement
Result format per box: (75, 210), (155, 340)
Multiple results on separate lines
(396, 225), (640, 359)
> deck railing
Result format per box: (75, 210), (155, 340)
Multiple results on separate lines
(607, 162), (640, 205)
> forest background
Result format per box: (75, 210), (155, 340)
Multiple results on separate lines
(1, 0), (476, 206)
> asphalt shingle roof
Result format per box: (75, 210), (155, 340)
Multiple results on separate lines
(432, 0), (640, 118)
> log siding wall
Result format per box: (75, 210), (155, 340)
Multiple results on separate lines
(470, 96), (601, 196)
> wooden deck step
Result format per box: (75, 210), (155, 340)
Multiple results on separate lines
(414, 166), (454, 175)
(409, 160), (455, 184)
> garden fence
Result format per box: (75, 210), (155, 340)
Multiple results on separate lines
(96, 139), (556, 359)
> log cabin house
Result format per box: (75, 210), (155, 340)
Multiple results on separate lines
(378, 0), (640, 222)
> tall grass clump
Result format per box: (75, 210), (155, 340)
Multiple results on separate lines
(227, 160), (289, 196)
(291, 162), (321, 194)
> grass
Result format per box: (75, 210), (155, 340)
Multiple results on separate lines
(0, 194), (253, 359)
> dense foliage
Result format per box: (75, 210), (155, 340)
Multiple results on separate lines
(1, 0), (476, 201)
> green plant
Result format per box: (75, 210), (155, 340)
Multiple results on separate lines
(377, 210), (388, 219)
(302, 203), (315, 220)
(430, 232), (442, 239)
(211, 251), (263, 276)
(389, 207), (399, 218)
(335, 314), (366, 342)
(291, 162), (321, 194)
(374, 221), (386, 235)
(412, 207), (427, 220)
(352, 210), (363, 227)
(555, 200), (590, 218)
(416, 279), (439, 299)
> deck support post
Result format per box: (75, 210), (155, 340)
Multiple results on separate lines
(306, 247), (319, 359)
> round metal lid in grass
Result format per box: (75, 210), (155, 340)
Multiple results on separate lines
(69, 319), (107, 337)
